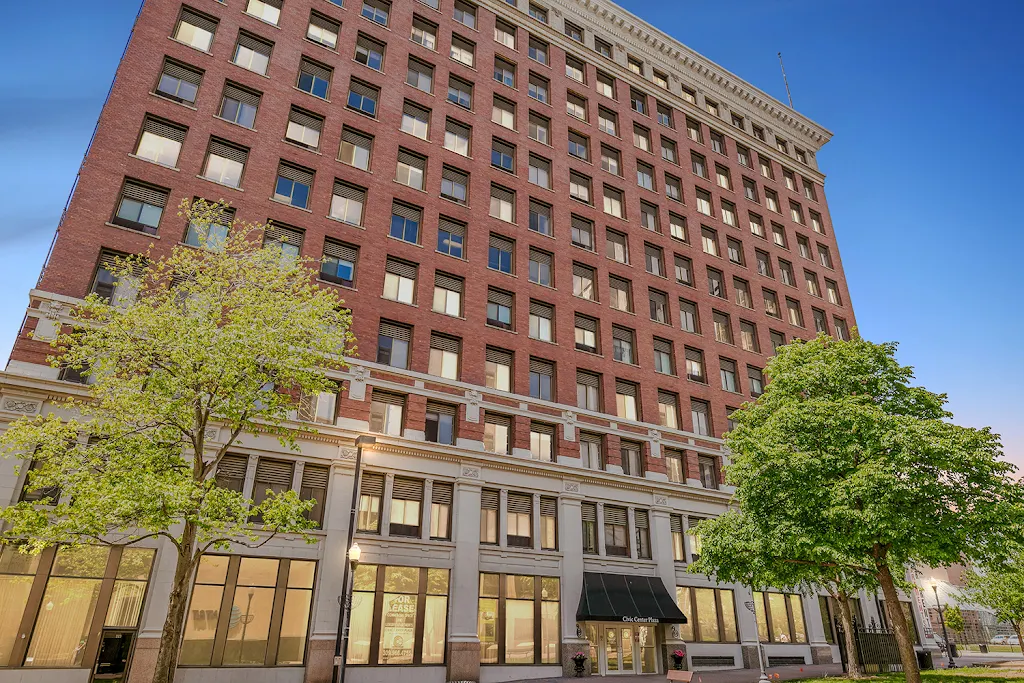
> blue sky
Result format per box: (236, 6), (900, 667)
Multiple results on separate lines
(1, 0), (1020, 469)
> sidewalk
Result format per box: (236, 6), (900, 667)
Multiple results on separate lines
(503, 664), (844, 683)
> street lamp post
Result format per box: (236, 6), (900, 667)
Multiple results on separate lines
(930, 582), (957, 669)
(743, 599), (770, 683)
(333, 435), (376, 683)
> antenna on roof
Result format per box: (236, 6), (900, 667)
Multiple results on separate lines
(777, 52), (794, 108)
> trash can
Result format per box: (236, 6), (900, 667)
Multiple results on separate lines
(916, 650), (934, 670)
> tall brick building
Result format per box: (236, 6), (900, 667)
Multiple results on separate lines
(0, 0), (929, 682)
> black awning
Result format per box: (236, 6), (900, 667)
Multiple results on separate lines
(576, 572), (688, 624)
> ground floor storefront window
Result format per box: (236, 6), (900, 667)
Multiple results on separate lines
(753, 591), (807, 643)
(0, 544), (155, 669)
(675, 586), (739, 642)
(478, 573), (560, 665)
(346, 564), (449, 665)
(181, 555), (315, 667)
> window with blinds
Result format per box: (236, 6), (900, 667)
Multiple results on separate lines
(217, 81), (260, 130)
(215, 454), (248, 493)
(135, 115), (187, 167)
(355, 33), (386, 71)
(604, 506), (629, 556)
(447, 75), (473, 109)
(491, 138), (516, 173)
(611, 325), (635, 364)
(390, 477), (424, 537)
(484, 346), (513, 391)
(157, 57), (203, 104)
(433, 271), (463, 317)
(581, 502), (598, 553)
(485, 288), (514, 331)
(488, 232), (515, 272)
(307, 11), (340, 48)
(285, 106), (323, 150)
(264, 222), (304, 265)
(357, 472), (384, 533)
(480, 488), (499, 544)
(175, 6), (218, 52)
(615, 379), (639, 421)
(573, 313), (598, 354)
(620, 440), (643, 477)
(298, 57), (332, 99)
(430, 481), (453, 540)
(383, 257), (417, 304)
(507, 492), (534, 548)
(232, 31), (273, 76)
(634, 509), (652, 559)
(203, 137), (248, 188)
(670, 514), (685, 560)
(529, 357), (554, 400)
(428, 332), (462, 379)
(300, 464), (330, 527)
(528, 248), (552, 287)
(114, 179), (169, 234)
(530, 422), (554, 462)
(609, 275), (632, 313)
(440, 166), (469, 204)
(376, 320), (411, 369)
(369, 391), (405, 436)
(395, 148), (427, 190)
(658, 390), (679, 430)
(540, 497), (557, 550)
(425, 401), (457, 446)
(274, 161), (315, 209)
(483, 412), (511, 455)
(576, 370), (601, 412)
(685, 347), (706, 383)
(347, 78), (379, 117)
(529, 300), (554, 343)
(444, 118), (471, 156)
(339, 126), (373, 170)
(250, 458), (295, 522)
(653, 336), (674, 375)
(489, 184), (515, 224)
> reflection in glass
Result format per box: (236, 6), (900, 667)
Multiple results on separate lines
(505, 599), (534, 663)
(181, 584), (223, 665)
(25, 577), (102, 667)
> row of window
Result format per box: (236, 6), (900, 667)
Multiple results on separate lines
(164, 2), (825, 229)
(177, 0), (817, 177)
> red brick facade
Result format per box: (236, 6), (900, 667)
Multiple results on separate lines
(13, 0), (855, 473)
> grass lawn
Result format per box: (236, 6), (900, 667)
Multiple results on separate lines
(794, 670), (1024, 683)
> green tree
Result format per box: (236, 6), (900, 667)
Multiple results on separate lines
(716, 333), (1024, 683)
(943, 605), (965, 641)
(964, 556), (1024, 656)
(691, 509), (874, 676)
(0, 200), (356, 683)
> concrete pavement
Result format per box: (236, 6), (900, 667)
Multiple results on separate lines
(503, 664), (844, 683)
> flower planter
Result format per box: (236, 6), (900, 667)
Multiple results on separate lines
(667, 670), (693, 682)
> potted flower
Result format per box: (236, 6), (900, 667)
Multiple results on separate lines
(571, 651), (588, 676)
(666, 649), (692, 681)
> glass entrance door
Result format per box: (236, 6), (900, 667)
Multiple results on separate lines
(598, 625), (658, 675)
(92, 630), (135, 683)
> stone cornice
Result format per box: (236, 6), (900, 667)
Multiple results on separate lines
(478, 0), (832, 179)
(568, 0), (832, 147)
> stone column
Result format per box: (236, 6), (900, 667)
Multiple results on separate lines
(736, 584), (762, 670)
(652, 505), (686, 671)
(306, 451), (358, 682)
(559, 487), (590, 676)
(448, 474), (483, 682)
(804, 591), (834, 664)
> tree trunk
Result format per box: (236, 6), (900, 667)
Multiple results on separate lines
(151, 522), (198, 683)
(876, 563), (921, 683)
(834, 591), (863, 677)
(1014, 621), (1024, 659)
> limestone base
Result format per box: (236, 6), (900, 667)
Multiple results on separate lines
(561, 641), (592, 677)
(740, 644), (760, 670)
(305, 638), (339, 682)
(127, 637), (160, 683)
(810, 644), (836, 665)
(446, 640), (481, 683)
(662, 642), (687, 673)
